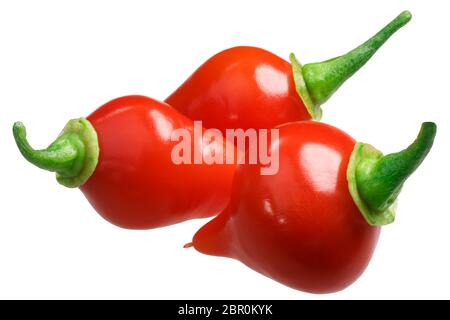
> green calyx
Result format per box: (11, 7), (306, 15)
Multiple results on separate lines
(13, 118), (99, 188)
(347, 122), (437, 226)
(291, 10), (412, 120)
(290, 53), (322, 120)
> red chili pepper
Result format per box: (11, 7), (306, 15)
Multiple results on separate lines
(13, 95), (236, 229)
(166, 11), (411, 133)
(191, 121), (436, 293)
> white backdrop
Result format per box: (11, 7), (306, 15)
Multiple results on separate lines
(0, 0), (448, 299)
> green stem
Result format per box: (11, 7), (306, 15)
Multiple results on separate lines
(347, 122), (436, 226)
(357, 122), (436, 212)
(291, 10), (412, 119)
(13, 118), (99, 188)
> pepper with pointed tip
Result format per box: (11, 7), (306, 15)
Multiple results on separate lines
(166, 11), (411, 133)
(13, 95), (237, 229)
(191, 121), (436, 293)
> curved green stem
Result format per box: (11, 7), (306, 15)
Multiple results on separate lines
(357, 122), (436, 212)
(347, 122), (436, 226)
(291, 10), (412, 119)
(13, 118), (99, 188)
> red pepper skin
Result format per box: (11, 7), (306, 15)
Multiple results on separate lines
(192, 122), (380, 293)
(77, 96), (236, 229)
(166, 47), (309, 133)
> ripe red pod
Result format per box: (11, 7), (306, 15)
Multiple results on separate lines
(166, 11), (411, 133)
(13, 95), (236, 229)
(191, 121), (436, 293)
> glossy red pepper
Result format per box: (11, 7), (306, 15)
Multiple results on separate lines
(191, 121), (436, 293)
(13, 95), (236, 229)
(166, 11), (411, 133)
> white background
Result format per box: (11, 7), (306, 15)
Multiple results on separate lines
(0, 0), (448, 299)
